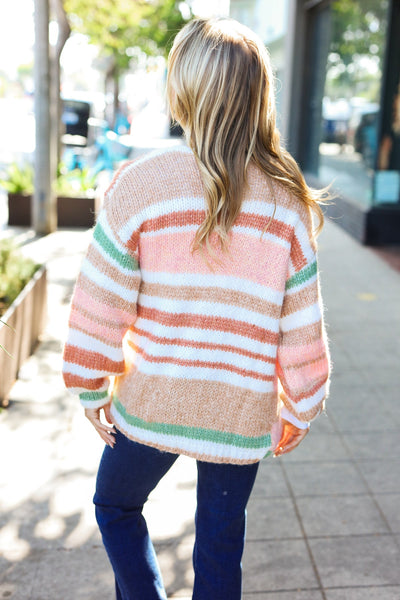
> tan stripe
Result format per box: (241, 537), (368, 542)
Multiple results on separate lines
(281, 399), (325, 423)
(281, 281), (318, 317)
(69, 319), (121, 348)
(140, 281), (282, 319)
(279, 321), (322, 345)
(78, 274), (139, 316)
(114, 371), (279, 438)
(278, 373), (328, 403)
(72, 302), (126, 330)
(284, 352), (328, 370)
(137, 305), (279, 344)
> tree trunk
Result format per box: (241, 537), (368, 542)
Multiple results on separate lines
(51, 0), (71, 165)
(33, 0), (57, 234)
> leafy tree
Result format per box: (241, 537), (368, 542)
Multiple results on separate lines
(63, 0), (191, 122)
(326, 0), (389, 101)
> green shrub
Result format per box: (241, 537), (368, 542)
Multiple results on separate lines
(0, 239), (41, 317)
(54, 164), (97, 197)
(0, 163), (34, 195)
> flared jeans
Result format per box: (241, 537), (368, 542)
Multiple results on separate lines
(93, 429), (259, 600)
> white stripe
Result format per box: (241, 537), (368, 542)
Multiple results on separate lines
(130, 330), (276, 376)
(141, 224), (199, 238)
(280, 302), (321, 332)
(134, 356), (274, 394)
(67, 328), (123, 362)
(140, 269), (285, 305)
(119, 196), (206, 243)
(63, 361), (124, 378)
(133, 317), (277, 358)
(138, 293), (278, 331)
(287, 383), (327, 413)
(233, 225), (291, 249)
(81, 260), (139, 302)
(242, 199), (299, 225)
(110, 405), (270, 461)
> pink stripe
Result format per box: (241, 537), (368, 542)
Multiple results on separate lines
(70, 310), (123, 344)
(282, 357), (329, 389)
(73, 288), (133, 326)
(279, 339), (326, 365)
(139, 231), (288, 290)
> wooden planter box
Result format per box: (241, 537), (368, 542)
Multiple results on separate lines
(7, 193), (31, 226)
(0, 265), (47, 407)
(7, 193), (99, 228)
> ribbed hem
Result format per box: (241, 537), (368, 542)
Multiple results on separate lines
(79, 390), (110, 409)
(280, 406), (310, 429)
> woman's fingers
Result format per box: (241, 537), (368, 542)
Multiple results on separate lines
(274, 420), (309, 457)
(84, 406), (116, 448)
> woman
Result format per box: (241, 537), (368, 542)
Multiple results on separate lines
(63, 17), (330, 600)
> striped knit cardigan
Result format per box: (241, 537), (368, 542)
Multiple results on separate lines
(62, 146), (330, 464)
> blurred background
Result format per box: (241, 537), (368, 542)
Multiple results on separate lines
(1, 2), (400, 599)
(0, 0), (399, 243)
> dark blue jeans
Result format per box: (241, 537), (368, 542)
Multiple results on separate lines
(94, 429), (259, 600)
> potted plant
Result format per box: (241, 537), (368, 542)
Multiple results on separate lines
(55, 165), (100, 227)
(0, 239), (47, 407)
(1, 163), (101, 228)
(0, 163), (34, 226)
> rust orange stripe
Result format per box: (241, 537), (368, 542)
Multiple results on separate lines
(63, 345), (125, 373)
(137, 305), (279, 345)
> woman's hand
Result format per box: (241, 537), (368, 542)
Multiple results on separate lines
(84, 403), (116, 448)
(274, 419), (310, 457)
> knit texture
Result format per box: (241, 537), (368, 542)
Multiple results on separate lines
(62, 146), (330, 464)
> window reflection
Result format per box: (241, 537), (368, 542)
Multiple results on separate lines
(318, 0), (389, 206)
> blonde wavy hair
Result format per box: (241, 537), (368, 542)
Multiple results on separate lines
(167, 17), (327, 255)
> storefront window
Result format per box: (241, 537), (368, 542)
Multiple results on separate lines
(318, 0), (390, 206)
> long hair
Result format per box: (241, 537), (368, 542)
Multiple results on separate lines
(167, 17), (327, 256)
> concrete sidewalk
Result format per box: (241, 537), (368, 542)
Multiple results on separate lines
(0, 212), (399, 599)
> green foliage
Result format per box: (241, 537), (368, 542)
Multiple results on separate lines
(327, 0), (389, 101)
(0, 239), (41, 317)
(63, 0), (191, 69)
(0, 163), (34, 195)
(54, 165), (97, 197)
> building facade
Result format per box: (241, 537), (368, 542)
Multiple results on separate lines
(230, 0), (400, 244)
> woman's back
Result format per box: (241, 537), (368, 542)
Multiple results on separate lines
(63, 145), (329, 463)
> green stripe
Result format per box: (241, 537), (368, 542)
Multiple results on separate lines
(80, 390), (109, 402)
(114, 398), (271, 450)
(286, 260), (317, 291)
(94, 222), (139, 271)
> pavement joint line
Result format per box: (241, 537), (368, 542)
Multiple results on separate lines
(246, 532), (395, 542)
(324, 406), (398, 545)
(240, 587), (321, 595)
(279, 461), (328, 600)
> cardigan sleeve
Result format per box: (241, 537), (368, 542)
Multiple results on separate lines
(62, 166), (141, 408)
(276, 205), (331, 425)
